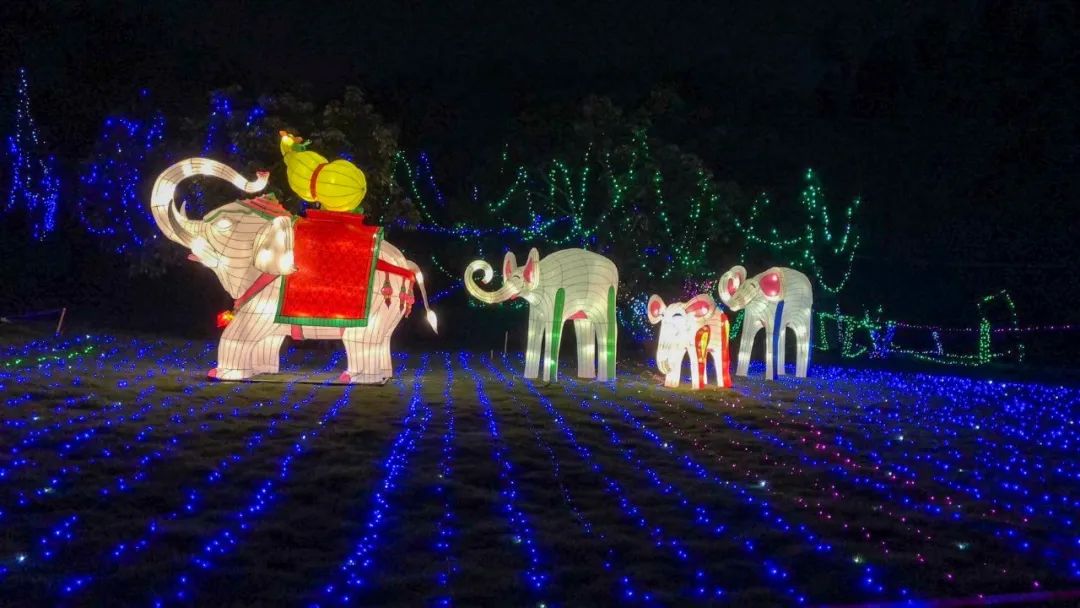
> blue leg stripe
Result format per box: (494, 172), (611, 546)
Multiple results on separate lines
(772, 300), (785, 377)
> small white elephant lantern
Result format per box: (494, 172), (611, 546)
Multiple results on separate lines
(647, 294), (732, 389)
(465, 248), (618, 382)
(718, 266), (812, 380)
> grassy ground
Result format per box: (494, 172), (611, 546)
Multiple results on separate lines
(0, 333), (1077, 607)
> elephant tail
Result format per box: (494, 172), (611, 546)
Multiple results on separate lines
(407, 261), (438, 334)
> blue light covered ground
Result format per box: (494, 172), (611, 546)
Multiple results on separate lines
(0, 335), (1077, 606)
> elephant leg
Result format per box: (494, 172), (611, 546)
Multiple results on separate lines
(343, 328), (371, 380)
(341, 281), (406, 384)
(351, 338), (393, 384)
(212, 312), (274, 381)
(251, 334), (286, 375)
(601, 286), (617, 380)
(377, 339), (393, 379)
(664, 360), (682, 388)
(540, 323), (554, 382)
(735, 325), (756, 377)
(524, 315), (543, 379)
(343, 328), (395, 384)
(573, 319), (596, 379)
(688, 348), (702, 389)
(763, 322), (777, 381)
(543, 321), (567, 383)
(708, 349), (725, 388)
(594, 321), (613, 382)
(712, 346), (732, 387)
(795, 320), (811, 378)
(543, 289), (567, 382)
(341, 330), (377, 384)
(708, 350), (720, 387)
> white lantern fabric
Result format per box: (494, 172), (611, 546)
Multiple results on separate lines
(717, 266), (813, 379)
(149, 158), (437, 383)
(465, 248), (618, 382)
(647, 293), (733, 389)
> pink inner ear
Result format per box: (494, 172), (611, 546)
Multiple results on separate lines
(648, 299), (663, 318)
(726, 277), (738, 296)
(685, 299), (713, 317)
(760, 272), (782, 297)
(523, 259), (535, 283)
(504, 258), (513, 277)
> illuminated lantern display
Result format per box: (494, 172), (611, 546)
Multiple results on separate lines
(465, 248), (618, 382)
(280, 131), (368, 212)
(647, 294), (732, 389)
(718, 265), (813, 379)
(149, 157), (437, 383)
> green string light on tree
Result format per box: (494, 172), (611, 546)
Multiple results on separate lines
(735, 168), (862, 296)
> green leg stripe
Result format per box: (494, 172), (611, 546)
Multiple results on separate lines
(606, 286), (617, 377)
(548, 288), (566, 381)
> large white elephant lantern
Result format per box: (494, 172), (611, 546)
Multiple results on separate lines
(718, 265), (812, 379)
(647, 293), (732, 389)
(150, 158), (437, 383)
(465, 248), (618, 382)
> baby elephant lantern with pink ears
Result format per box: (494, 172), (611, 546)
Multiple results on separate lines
(647, 294), (733, 389)
(717, 266), (812, 380)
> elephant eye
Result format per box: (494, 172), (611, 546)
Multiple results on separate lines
(214, 218), (234, 231)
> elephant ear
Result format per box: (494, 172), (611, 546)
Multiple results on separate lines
(522, 248), (541, 290)
(717, 265), (747, 306)
(502, 250), (518, 278)
(758, 268), (784, 301)
(254, 216), (297, 275)
(647, 294), (666, 325)
(684, 294), (717, 319)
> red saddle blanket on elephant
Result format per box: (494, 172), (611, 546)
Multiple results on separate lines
(275, 210), (384, 328)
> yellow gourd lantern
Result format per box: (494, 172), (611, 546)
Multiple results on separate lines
(279, 131), (367, 212)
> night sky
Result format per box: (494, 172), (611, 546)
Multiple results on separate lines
(4, 1), (1079, 326)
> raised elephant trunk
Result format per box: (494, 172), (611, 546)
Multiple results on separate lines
(464, 260), (519, 304)
(150, 158), (268, 246)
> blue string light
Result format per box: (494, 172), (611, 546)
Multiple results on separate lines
(429, 352), (458, 607)
(4, 68), (60, 240)
(0, 342), (213, 499)
(3, 348), (258, 574)
(417, 152), (446, 207)
(159, 377), (364, 604)
(481, 356), (660, 605)
(315, 354), (431, 605)
(459, 352), (552, 600)
(587, 382), (888, 598)
(559, 378), (810, 603)
(77, 112), (167, 253)
(56, 352), (336, 600)
(2, 341), (1078, 603)
(494, 355), (729, 602)
(69, 90), (266, 252)
(734, 365), (1080, 579)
